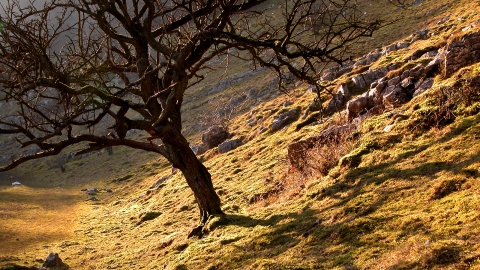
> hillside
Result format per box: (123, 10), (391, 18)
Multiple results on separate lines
(1, 0), (480, 269)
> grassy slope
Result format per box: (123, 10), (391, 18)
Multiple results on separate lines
(1, 0), (480, 269)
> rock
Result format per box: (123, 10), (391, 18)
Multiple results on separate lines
(407, 64), (425, 78)
(396, 42), (410, 50)
(444, 31), (480, 77)
(383, 44), (398, 55)
(86, 188), (97, 195)
(346, 95), (368, 121)
(191, 144), (209, 156)
(351, 75), (367, 89)
(384, 124), (395, 132)
(413, 77), (434, 97)
(420, 50), (438, 58)
(247, 118), (257, 127)
(283, 100), (293, 107)
(424, 54), (444, 75)
(351, 68), (389, 89)
(43, 253), (65, 268)
(302, 100), (322, 119)
(201, 126), (229, 149)
(228, 95), (247, 110)
(438, 15), (450, 24)
(218, 139), (242, 153)
(365, 52), (382, 64)
(271, 108), (300, 131)
(151, 175), (171, 189)
(400, 77), (416, 95)
(258, 126), (267, 134)
(324, 84), (350, 115)
(287, 124), (356, 169)
(383, 86), (412, 108)
(87, 196), (98, 201)
(11, 181), (22, 186)
(388, 76), (402, 86)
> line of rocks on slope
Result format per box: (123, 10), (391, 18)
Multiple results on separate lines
(288, 27), (480, 168)
(347, 28), (480, 122)
(190, 27), (480, 158)
(319, 29), (430, 83)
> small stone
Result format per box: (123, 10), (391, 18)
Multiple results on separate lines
(11, 181), (22, 186)
(283, 100), (293, 107)
(43, 252), (65, 268)
(384, 124), (395, 132)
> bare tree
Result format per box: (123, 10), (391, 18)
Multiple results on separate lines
(0, 0), (382, 226)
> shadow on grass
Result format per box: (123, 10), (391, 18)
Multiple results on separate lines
(206, 115), (480, 269)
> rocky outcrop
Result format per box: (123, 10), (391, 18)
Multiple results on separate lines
(346, 63), (432, 120)
(444, 30), (480, 77)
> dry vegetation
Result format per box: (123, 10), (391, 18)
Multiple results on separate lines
(1, 0), (480, 269)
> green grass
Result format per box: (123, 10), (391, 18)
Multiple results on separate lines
(2, 0), (480, 269)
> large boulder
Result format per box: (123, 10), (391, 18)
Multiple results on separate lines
(346, 95), (368, 121)
(271, 108), (300, 131)
(201, 126), (229, 149)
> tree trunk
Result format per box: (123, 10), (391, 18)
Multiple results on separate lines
(161, 126), (223, 224)
(180, 151), (224, 224)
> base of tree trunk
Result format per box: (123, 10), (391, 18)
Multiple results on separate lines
(187, 214), (232, 239)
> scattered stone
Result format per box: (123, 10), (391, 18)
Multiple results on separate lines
(283, 100), (293, 107)
(86, 188), (97, 195)
(218, 139), (242, 153)
(384, 124), (395, 132)
(271, 108), (300, 131)
(438, 15), (450, 24)
(258, 126), (267, 134)
(42, 253), (65, 268)
(11, 181), (22, 186)
(86, 196), (98, 201)
(396, 42), (410, 50)
(247, 118), (257, 127)
(191, 144), (209, 156)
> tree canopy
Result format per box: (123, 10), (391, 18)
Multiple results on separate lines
(0, 0), (382, 226)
